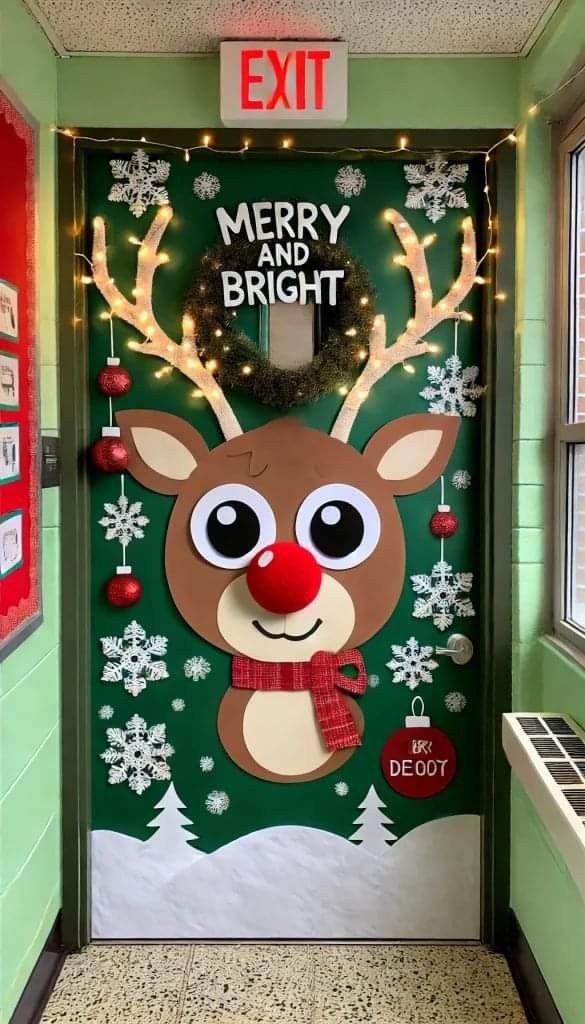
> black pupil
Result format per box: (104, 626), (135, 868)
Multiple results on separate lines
(207, 501), (260, 559)
(310, 501), (364, 559)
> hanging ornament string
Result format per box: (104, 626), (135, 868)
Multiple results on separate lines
(120, 472), (126, 568)
(89, 294), (142, 606)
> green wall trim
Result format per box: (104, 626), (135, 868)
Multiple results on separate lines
(57, 54), (520, 129)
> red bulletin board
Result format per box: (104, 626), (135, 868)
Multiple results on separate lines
(0, 87), (41, 658)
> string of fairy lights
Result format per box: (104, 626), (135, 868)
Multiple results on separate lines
(56, 59), (585, 399)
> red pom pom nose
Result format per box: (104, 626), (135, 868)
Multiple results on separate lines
(246, 542), (322, 614)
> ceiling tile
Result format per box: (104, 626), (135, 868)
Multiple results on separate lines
(26, 0), (560, 55)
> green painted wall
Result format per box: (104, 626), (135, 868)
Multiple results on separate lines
(0, 1), (59, 1022)
(58, 53), (519, 129)
(512, 2), (585, 1023)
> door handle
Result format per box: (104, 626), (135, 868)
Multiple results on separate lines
(435, 633), (474, 665)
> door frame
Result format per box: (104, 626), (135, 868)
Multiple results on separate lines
(58, 127), (515, 949)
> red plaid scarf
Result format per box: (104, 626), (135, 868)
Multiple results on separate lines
(232, 650), (366, 751)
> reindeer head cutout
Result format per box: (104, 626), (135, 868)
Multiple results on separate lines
(92, 205), (476, 783)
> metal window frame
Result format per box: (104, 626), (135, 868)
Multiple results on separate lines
(554, 104), (585, 656)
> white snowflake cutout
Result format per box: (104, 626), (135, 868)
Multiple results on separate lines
(445, 691), (467, 713)
(101, 713), (174, 794)
(411, 559), (475, 632)
(184, 655), (211, 681)
(420, 354), (485, 417)
(334, 781), (349, 796)
(193, 172), (221, 200)
(108, 149), (170, 218)
(387, 637), (438, 690)
(404, 153), (469, 223)
(99, 493), (149, 549)
(101, 620), (169, 697)
(452, 469), (472, 490)
(335, 165), (366, 198)
(205, 790), (230, 815)
(171, 698), (185, 712)
(98, 704), (114, 720)
(199, 755), (215, 773)
(368, 674), (380, 689)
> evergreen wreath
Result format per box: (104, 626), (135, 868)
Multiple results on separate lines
(184, 239), (376, 408)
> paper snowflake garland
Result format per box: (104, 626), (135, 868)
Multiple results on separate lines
(411, 559), (475, 632)
(445, 691), (467, 713)
(452, 469), (472, 490)
(99, 493), (149, 550)
(387, 637), (438, 691)
(403, 153), (469, 224)
(205, 790), (230, 815)
(368, 674), (380, 689)
(171, 698), (185, 712)
(108, 149), (170, 218)
(184, 655), (211, 681)
(101, 713), (174, 794)
(335, 165), (366, 198)
(193, 172), (221, 200)
(199, 755), (215, 773)
(98, 704), (114, 720)
(100, 620), (169, 697)
(420, 354), (485, 417)
(334, 781), (349, 796)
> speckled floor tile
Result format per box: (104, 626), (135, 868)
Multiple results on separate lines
(181, 944), (314, 1023)
(312, 945), (527, 1024)
(40, 943), (528, 1024)
(40, 944), (191, 1023)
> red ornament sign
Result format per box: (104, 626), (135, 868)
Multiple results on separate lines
(381, 697), (456, 798)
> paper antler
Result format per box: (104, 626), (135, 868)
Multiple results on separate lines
(330, 210), (477, 443)
(91, 206), (243, 441)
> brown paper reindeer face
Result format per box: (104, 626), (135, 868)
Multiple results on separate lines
(118, 411), (459, 662)
(91, 204), (476, 782)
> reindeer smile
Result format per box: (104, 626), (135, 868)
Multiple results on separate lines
(252, 618), (323, 642)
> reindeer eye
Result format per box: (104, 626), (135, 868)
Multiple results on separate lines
(190, 484), (276, 569)
(295, 484), (381, 570)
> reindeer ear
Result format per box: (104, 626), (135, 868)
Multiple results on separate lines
(363, 414), (460, 495)
(116, 410), (208, 495)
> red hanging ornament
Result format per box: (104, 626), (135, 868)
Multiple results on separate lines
(105, 566), (142, 607)
(380, 697), (457, 799)
(91, 428), (128, 473)
(430, 503), (459, 538)
(97, 357), (132, 397)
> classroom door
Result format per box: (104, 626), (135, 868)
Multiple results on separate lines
(87, 148), (485, 939)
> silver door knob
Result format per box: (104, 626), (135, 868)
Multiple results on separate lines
(435, 633), (474, 665)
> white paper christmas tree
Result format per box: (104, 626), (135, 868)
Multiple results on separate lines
(147, 782), (200, 855)
(350, 785), (397, 854)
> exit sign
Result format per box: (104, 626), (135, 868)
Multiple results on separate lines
(220, 41), (348, 128)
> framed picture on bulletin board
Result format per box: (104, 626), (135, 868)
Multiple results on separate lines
(0, 85), (41, 658)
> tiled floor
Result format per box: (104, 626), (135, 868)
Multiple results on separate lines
(41, 943), (528, 1023)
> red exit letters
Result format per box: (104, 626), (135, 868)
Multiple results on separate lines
(220, 41), (347, 127)
(240, 48), (331, 112)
